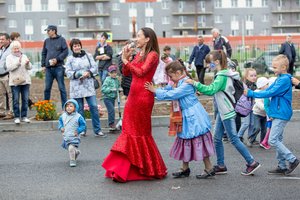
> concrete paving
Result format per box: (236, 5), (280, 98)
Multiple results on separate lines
(1, 113), (300, 199)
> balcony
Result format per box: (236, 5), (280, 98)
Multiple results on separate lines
(69, 28), (111, 33)
(173, 25), (213, 30)
(68, 0), (109, 2)
(69, 13), (110, 17)
(272, 24), (300, 28)
(172, 11), (213, 16)
(0, 0), (5, 3)
(272, 9), (300, 14)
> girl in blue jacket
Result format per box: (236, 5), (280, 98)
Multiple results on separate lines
(145, 60), (215, 179)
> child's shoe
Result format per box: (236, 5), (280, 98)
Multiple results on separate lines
(70, 160), (76, 167)
(241, 161), (261, 176)
(109, 123), (117, 131)
(172, 168), (190, 178)
(21, 117), (30, 123)
(213, 165), (228, 175)
(95, 131), (107, 137)
(196, 169), (216, 179)
(14, 118), (20, 124)
(259, 142), (271, 150)
(268, 166), (287, 175)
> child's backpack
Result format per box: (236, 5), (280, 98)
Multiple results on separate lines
(223, 78), (253, 117)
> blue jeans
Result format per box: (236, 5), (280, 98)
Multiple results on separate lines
(75, 96), (101, 134)
(237, 112), (254, 138)
(103, 98), (115, 126)
(11, 84), (30, 118)
(99, 69), (108, 84)
(44, 66), (67, 109)
(214, 113), (254, 166)
(268, 119), (296, 169)
(249, 114), (266, 143)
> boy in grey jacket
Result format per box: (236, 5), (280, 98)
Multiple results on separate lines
(58, 99), (86, 167)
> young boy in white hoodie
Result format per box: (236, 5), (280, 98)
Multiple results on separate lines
(58, 99), (86, 167)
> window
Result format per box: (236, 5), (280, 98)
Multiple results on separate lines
(246, 29), (253, 36)
(278, 14), (284, 22)
(215, 0), (222, 8)
(231, 15), (238, 22)
(145, 2), (152, 9)
(231, 0), (238, 7)
(262, 29), (269, 35)
(161, 0), (169, 9)
(215, 15), (222, 23)
(145, 17), (153, 24)
(297, 0), (300, 6)
(8, 5), (16, 12)
(129, 3), (136, 9)
(199, 1), (205, 11)
(178, 1), (184, 12)
(76, 18), (84, 28)
(75, 3), (83, 14)
(112, 3), (120, 11)
(96, 3), (104, 14)
(278, 0), (282, 8)
(297, 13), (300, 21)
(59, 4), (65, 11)
(41, 19), (48, 26)
(262, 0), (268, 7)
(8, 20), (17, 28)
(96, 18), (104, 29)
(246, 14), (253, 22)
(162, 16), (170, 24)
(231, 30), (238, 36)
(25, 4), (32, 11)
(112, 17), (120, 25)
(246, 0), (252, 7)
(41, 4), (48, 11)
(198, 16), (206, 26)
(58, 19), (66, 27)
(179, 16), (186, 24)
(25, 35), (33, 41)
(25, 19), (33, 26)
(262, 14), (269, 22)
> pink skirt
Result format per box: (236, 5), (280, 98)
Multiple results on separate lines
(170, 132), (215, 162)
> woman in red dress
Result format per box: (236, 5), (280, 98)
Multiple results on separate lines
(102, 27), (167, 182)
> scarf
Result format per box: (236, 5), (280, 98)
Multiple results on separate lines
(72, 50), (86, 58)
(168, 75), (186, 136)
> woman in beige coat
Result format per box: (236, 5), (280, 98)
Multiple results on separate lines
(6, 40), (32, 124)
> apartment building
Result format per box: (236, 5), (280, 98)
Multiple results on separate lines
(0, 0), (299, 41)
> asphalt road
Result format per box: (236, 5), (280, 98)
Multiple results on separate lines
(1, 120), (300, 200)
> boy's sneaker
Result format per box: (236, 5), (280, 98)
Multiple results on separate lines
(80, 132), (86, 137)
(285, 159), (300, 175)
(259, 143), (271, 150)
(95, 131), (107, 137)
(14, 118), (20, 124)
(268, 166), (287, 175)
(213, 165), (228, 175)
(21, 117), (30, 123)
(75, 150), (81, 160)
(241, 161), (261, 176)
(70, 160), (76, 167)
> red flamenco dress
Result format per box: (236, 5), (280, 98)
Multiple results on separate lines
(102, 51), (167, 182)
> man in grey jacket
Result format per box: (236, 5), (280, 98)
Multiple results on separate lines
(279, 35), (296, 75)
(0, 33), (13, 119)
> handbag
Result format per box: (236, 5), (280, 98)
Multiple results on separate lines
(13, 76), (26, 85)
(86, 54), (100, 90)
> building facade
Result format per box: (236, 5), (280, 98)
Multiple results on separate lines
(0, 0), (299, 41)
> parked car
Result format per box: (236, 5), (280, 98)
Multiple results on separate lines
(244, 51), (300, 74)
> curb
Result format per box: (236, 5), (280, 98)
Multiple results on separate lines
(1, 111), (300, 133)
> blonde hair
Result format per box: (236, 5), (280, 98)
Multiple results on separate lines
(273, 54), (289, 71)
(10, 40), (21, 49)
(243, 68), (256, 81)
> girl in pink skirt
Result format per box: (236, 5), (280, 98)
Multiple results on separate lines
(145, 60), (215, 179)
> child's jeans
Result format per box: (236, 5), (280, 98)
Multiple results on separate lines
(249, 114), (267, 143)
(104, 97), (116, 126)
(268, 118), (297, 169)
(214, 113), (254, 166)
(237, 112), (254, 139)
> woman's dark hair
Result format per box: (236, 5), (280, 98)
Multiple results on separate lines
(140, 27), (160, 60)
(209, 50), (227, 70)
(165, 59), (192, 79)
(69, 38), (82, 52)
(10, 32), (20, 41)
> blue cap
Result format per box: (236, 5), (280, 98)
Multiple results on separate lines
(44, 25), (57, 31)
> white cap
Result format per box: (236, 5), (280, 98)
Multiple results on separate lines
(256, 77), (269, 89)
(268, 77), (277, 86)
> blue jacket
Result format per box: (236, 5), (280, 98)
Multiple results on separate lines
(155, 77), (211, 139)
(41, 35), (68, 68)
(247, 74), (292, 121)
(58, 99), (86, 149)
(188, 44), (210, 67)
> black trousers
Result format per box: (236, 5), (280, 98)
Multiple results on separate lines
(196, 65), (206, 84)
(288, 62), (294, 75)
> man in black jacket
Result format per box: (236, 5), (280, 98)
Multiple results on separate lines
(41, 25), (68, 108)
(279, 35), (296, 75)
(212, 28), (232, 58)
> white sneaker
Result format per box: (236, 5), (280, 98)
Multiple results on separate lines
(21, 117), (30, 123)
(95, 131), (107, 137)
(14, 118), (20, 124)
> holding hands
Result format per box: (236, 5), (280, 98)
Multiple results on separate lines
(185, 79), (195, 85)
(244, 88), (249, 96)
(144, 82), (156, 93)
(292, 77), (300, 86)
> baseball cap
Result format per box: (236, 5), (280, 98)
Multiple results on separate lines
(44, 25), (57, 31)
(108, 65), (117, 73)
(256, 77), (269, 89)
